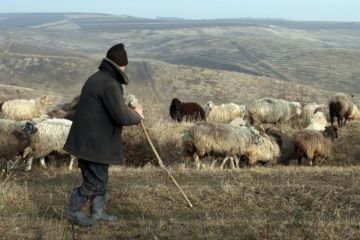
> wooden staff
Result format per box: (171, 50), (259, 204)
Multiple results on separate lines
(140, 121), (193, 208)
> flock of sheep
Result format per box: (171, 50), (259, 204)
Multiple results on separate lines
(170, 93), (359, 169)
(0, 95), (77, 172)
(0, 92), (359, 172)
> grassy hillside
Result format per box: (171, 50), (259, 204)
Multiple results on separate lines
(0, 41), (349, 107)
(1, 14), (360, 94)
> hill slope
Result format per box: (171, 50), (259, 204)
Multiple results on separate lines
(1, 13), (359, 94)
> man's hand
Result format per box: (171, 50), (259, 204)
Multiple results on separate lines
(133, 105), (144, 119)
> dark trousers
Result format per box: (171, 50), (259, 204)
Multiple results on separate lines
(78, 159), (109, 199)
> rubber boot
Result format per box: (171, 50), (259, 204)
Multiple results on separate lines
(90, 195), (117, 222)
(65, 188), (95, 226)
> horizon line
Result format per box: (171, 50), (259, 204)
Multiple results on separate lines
(0, 12), (359, 23)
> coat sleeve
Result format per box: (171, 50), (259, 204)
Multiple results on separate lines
(102, 85), (142, 126)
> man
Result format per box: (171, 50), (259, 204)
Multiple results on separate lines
(64, 43), (143, 226)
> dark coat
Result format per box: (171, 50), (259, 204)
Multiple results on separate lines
(64, 58), (141, 165)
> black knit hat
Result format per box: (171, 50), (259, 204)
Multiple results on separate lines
(106, 43), (128, 66)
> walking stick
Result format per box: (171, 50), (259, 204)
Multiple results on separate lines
(126, 94), (193, 208)
(140, 121), (194, 208)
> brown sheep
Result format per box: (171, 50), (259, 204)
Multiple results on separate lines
(61, 95), (80, 112)
(243, 130), (281, 166)
(329, 93), (354, 127)
(170, 98), (205, 122)
(47, 109), (68, 119)
(47, 95), (79, 120)
(0, 122), (38, 170)
(293, 126), (338, 166)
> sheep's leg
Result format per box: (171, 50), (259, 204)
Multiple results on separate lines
(210, 159), (218, 169)
(230, 157), (236, 169)
(297, 156), (302, 165)
(24, 157), (34, 171)
(312, 156), (317, 166)
(330, 112), (335, 126)
(68, 156), (76, 170)
(248, 157), (256, 166)
(337, 117), (342, 127)
(259, 124), (265, 132)
(309, 159), (313, 166)
(22, 147), (33, 159)
(220, 157), (230, 169)
(234, 155), (240, 169)
(40, 158), (47, 169)
(193, 153), (201, 170)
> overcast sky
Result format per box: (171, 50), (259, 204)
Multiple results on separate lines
(2, 0), (360, 21)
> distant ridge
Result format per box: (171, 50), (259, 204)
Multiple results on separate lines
(1, 12), (359, 30)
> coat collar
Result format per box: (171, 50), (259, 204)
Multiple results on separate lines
(99, 58), (129, 85)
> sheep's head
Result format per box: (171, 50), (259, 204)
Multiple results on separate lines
(265, 128), (283, 147)
(38, 95), (55, 106)
(239, 105), (246, 113)
(22, 122), (38, 135)
(290, 102), (302, 116)
(126, 94), (140, 108)
(229, 117), (247, 127)
(13, 122), (38, 141)
(170, 98), (181, 119)
(205, 101), (214, 111)
(323, 126), (338, 140)
(248, 126), (261, 145)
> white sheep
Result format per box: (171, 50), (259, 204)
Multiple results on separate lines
(22, 118), (76, 171)
(182, 117), (260, 170)
(1, 95), (54, 121)
(349, 104), (360, 121)
(302, 102), (327, 122)
(204, 101), (246, 123)
(305, 112), (328, 131)
(248, 98), (302, 127)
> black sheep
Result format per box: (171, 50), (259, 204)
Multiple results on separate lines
(169, 98), (206, 122)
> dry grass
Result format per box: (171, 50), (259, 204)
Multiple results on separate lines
(0, 105), (360, 239)
(1, 166), (360, 239)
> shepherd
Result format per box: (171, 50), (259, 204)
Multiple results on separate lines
(64, 43), (144, 226)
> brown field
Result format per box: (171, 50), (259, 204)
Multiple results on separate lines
(1, 166), (360, 240)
